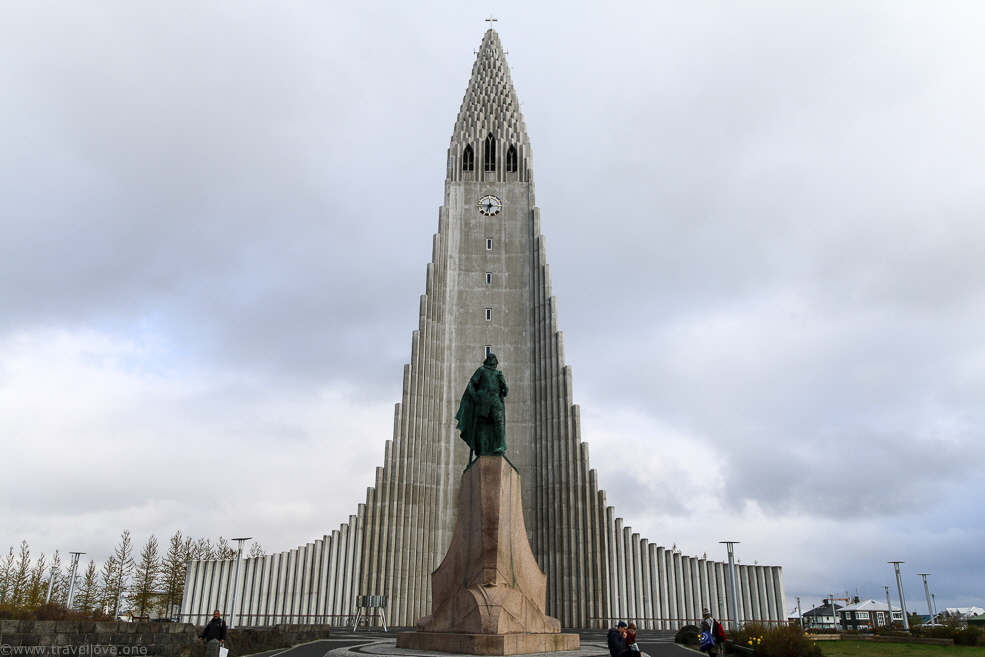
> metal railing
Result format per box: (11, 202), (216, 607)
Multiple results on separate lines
(178, 613), (356, 628)
(587, 617), (793, 630)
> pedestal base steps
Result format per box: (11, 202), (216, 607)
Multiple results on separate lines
(395, 631), (580, 655)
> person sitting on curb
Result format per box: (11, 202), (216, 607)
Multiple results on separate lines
(607, 621), (628, 657)
(625, 622), (639, 651)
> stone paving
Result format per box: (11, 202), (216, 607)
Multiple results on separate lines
(248, 631), (697, 657)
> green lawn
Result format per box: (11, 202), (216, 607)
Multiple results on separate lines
(820, 641), (985, 656)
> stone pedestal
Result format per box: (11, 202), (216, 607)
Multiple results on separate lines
(396, 456), (579, 655)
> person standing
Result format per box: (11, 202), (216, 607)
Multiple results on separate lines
(199, 609), (227, 657)
(700, 609), (723, 656)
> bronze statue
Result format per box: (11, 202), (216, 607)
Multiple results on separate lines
(455, 353), (508, 458)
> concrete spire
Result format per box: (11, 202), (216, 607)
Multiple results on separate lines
(451, 29), (529, 153)
(448, 29), (531, 184)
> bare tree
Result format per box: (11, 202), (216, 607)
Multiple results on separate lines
(248, 542), (265, 559)
(76, 560), (100, 612)
(47, 550), (67, 605)
(25, 551), (48, 608)
(215, 537), (235, 560)
(0, 546), (15, 605)
(98, 554), (120, 613)
(110, 530), (135, 616)
(9, 541), (32, 607)
(190, 538), (215, 560)
(161, 531), (192, 618)
(130, 535), (160, 617)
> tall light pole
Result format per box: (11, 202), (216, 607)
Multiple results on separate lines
(828, 593), (839, 629)
(228, 537), (252, 629)
(45, 564), (59, 603)
(797, 597), (804, 630)
(720, 542), (741, 631)
(66, 552), (85, 609)
(883, 586), (893, 628)
(918, 574), (933, 626)
(889, 562), (910, 630)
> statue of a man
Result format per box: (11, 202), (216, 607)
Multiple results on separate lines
(455, 353), (509, 458)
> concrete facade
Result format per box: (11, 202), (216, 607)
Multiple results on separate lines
(181, 29), (786, 629)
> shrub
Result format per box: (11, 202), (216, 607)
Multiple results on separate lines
(728, 622), (823, 657)
(910, 623), (982, 646)
(870, 626), (910, 638)
(955, 626), (984, 646)
(676, 624), (700, 645)
(913, 622), (985, 646)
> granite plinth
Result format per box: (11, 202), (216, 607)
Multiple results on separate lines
(416, 456), (560, 635)
(399, 456), (577, 654)
(395, 631), (580, 655)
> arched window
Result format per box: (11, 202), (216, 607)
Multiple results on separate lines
(483, 133), (496, 172)
(462, 144), (474, 172)
(505, 145), (518, 173)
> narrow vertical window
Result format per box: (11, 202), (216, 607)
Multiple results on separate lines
(462, 144), (474, 172)
(483, 133), (496, 172)
(485, 308), (492, 321)
(485, 272), (492, 284)
(485, 238), (493, 250)
(505, 144), (517, 172)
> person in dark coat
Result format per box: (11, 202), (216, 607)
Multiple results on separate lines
(607, 621), (629, 657)
(199, 609), (227, 657)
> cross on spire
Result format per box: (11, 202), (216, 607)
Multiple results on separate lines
(486, 15), (497, 25)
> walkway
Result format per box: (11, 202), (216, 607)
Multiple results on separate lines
(247, 629), (697, 657)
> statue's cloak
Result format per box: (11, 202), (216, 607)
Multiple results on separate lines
(455, 364), (507, 454)
(455, 386), (479, 451)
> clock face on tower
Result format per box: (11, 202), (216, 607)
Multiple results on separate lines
(477, 194), (503, 216)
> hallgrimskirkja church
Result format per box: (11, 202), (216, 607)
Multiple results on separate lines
(181, 28), (786, 629)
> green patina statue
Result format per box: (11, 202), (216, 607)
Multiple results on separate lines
(455, 353), (509, 458)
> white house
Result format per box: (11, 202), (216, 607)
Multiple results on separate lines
(945, 607), (985, 622)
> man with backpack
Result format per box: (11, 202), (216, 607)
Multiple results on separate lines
(700, 609), (726, 655)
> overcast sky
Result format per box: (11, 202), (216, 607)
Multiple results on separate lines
(2, 1), (983, 615)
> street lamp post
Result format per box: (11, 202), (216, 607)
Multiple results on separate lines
(918, 574), (933, 626)
(45, 564), (58, 603)
(797, 597), (804, 630)
(829, 593), (839, 630)
(889, 562), (910, 630)
(720, 542), (741, 631)
(228, 537), (252, 629)
(66, 552), (85, 610)
(883, 586), (893, 629)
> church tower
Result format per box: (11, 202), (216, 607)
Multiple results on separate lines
(181, 29), (786, 630)
(355, 27), (608, 627)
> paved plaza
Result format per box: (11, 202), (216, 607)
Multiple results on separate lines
(248, 630), (696, 657)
